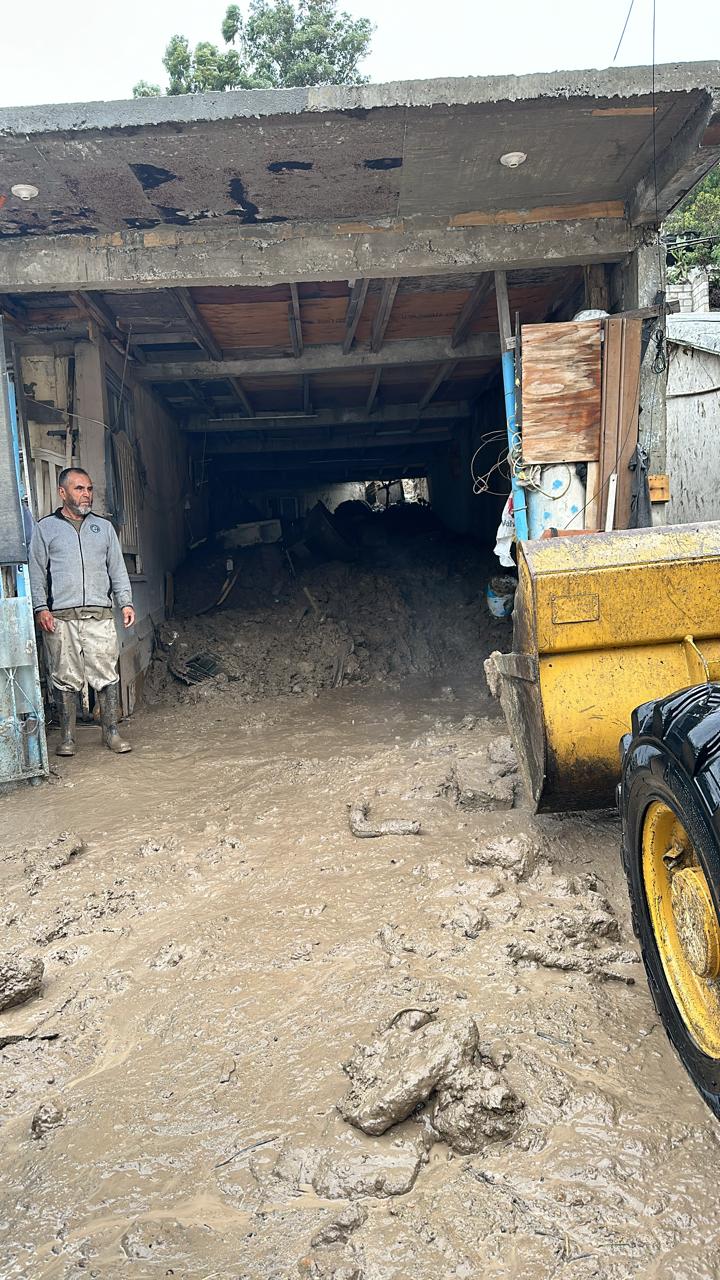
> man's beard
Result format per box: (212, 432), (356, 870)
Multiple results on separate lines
(66, 499), (92, 516)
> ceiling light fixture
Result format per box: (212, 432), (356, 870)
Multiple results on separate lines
(11, 183), (39, 200)
(499, 151), (527, 169)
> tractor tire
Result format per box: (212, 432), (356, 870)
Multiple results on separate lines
(619, 682), (720, 1118)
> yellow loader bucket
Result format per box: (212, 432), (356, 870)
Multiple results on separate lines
(493, 522), (720, 811)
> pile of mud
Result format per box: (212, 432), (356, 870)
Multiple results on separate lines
(145, 518), (507, 707)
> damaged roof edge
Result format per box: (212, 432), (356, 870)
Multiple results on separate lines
(0, 61), (719, 137)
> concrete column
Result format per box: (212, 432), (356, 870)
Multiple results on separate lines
(613, 237), (668, 525)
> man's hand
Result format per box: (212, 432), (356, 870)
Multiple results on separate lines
(37, 609), (56, 634)
(122, 606), (136, 629)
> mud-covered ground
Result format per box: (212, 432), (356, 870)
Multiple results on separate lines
(1, 531), (719, 1280)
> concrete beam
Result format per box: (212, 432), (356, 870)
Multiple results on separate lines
(203, 427), (453, 454)
(185, 400), (470, 433)
(630, 93), (720, 225)
(135, 334), (500, 383)
(0, 217), (639, 295)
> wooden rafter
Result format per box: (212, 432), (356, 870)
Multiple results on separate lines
(69, 290), (141, 363)
(288, 283), (303, 356)
(370, 278), (400, 353)
(366, 366), (382, 414)
(451, 273), (494, 348)
(343, 278), (370, 354)
(418, 360), (456, 410)
(174, 287), (223, 361)
(227, 375), (254, 417)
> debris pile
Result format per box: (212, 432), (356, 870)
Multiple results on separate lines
(145, 519), (505, 707)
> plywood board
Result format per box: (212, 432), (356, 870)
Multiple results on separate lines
(598, 316), (642, 530)
(520, 319), (602, 462)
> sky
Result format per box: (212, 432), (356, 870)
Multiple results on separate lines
(0, 0), (719, 108)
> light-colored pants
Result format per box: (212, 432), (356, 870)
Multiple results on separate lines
(43, 609), (120, 693)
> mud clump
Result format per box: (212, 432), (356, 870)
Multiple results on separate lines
(338, 1010), (522, 1154)
(466, 834), (538, 880)
(31, 1100), (65, 1139)
(338, 1011), (477, 1134)
(432, 1062), (522, 1153)
(312, 1145), (424, 1199)
(0, 953), (44, 1012)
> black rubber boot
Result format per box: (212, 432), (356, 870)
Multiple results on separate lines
(97, 682), (132, 754)
(55, 688), (77, 757)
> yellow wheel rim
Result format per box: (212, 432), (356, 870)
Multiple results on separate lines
(642, 800), (720, 1058)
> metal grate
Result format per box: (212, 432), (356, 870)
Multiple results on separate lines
(112, 430), (142, 567)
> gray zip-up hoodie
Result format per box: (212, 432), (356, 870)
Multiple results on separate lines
(29, 510), (133, 612)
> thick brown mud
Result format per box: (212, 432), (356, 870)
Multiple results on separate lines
(1, 531), (719, 1278)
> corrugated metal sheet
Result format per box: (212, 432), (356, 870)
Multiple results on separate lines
(667, 313), (720, 359)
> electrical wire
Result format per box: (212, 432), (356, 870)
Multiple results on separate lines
(612, 0), (636, 61)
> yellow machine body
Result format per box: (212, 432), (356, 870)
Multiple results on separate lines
(495, 522), (720, 811)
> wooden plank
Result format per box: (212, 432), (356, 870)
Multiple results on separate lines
(449, 200), (625, 228)
(614, 317), (643, 528)
(370, 278), (400, 353)
(598, 315), (623, 526)
(583, 264), (609, 311)
(520, 320), (603, 463)
(174, 287), (223, 361)
(288, 283), (303, 356)
(366, 366), (382, 414)
(302, 374), (312, 415)
(418, 360), (456, 410)
(343, 278), (369, 354)
(227, 376), (254, 417)
(451, 274), (494, 349)
(585, 460), (600, 531)
(649, 473), (670, 502)
(494, 271), (513, 354)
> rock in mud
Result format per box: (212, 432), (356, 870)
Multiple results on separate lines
(466, 835), (536, 880)
(442, 905), (489, 939)
(312, 1144), (424, 1199)
(310, 1204), (368, 1248)
(31, 1100), (65, 1139)
(338, 1012), (479, 1135)
(451, 758), (515, 811)
(0, 953), (44, 1012)
(45, 831), (86, 870)
(487, 737), (518, 774)
(432, 1063), (523, 1154)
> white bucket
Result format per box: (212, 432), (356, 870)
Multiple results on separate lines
(486, 575), (516, 619)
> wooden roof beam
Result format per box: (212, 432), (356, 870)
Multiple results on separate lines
(69, 290), (142, 362)
(343, 278), (369, 354)
(227, 375), (254, 417)
(173, 287), (223, 361)
(366, 366), (382, 415)
(370, 278), (400, 353)
(288, 282), (303, 357)
(451, 273), (494, 348)
(419, 360), (457, 410)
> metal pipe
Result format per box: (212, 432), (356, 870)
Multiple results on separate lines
(501, 348), (529, 542)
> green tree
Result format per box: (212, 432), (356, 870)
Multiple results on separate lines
(663, 163), (720, 278)
(135, 0), (373, 98)
(132, 79), (162, 97)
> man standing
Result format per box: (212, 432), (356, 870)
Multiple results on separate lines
(29, 467), (135, 757)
